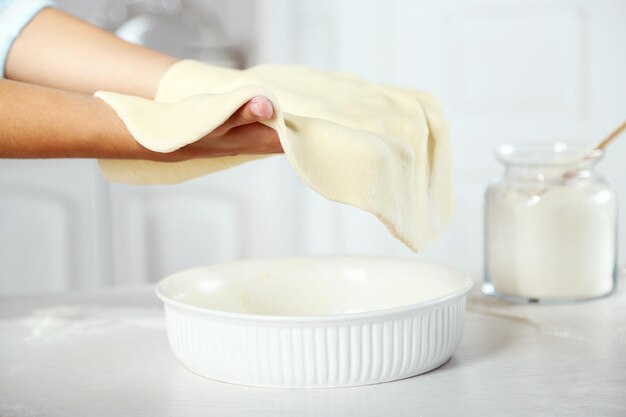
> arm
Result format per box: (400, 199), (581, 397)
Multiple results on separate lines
(0, 79), (281, 160)
(5, 7), (175, 99)
(1, 7), (281, 159)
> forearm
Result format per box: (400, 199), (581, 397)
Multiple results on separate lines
(5, 8), (177, 99)
(0, 79), (182, 160)
(0, 80), (281, 160)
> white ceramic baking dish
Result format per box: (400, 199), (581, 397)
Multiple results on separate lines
(156, 256), (472, 388)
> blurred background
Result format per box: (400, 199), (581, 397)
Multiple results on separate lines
(1, 0), (624, 294)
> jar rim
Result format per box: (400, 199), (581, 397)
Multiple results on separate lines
(494, 141), (602, 167)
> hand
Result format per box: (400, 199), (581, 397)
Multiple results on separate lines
(170, 96), (283, 162)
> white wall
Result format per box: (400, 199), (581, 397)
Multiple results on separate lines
(1, 0), (624, 294)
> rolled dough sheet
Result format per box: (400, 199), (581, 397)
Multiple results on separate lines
(95, 61), (453, 251)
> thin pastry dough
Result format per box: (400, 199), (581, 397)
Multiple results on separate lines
(95, 61), (453, 251)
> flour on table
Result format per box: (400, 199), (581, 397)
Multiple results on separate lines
(467, 270), (626, 341)
(21, 306), (164, 342)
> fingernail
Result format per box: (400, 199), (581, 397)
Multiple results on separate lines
(250, 96), (272, 118)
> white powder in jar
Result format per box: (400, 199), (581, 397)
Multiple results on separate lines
(485, 182), (617, 300)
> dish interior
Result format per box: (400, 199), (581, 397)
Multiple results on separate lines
(158, 258), (469, 316)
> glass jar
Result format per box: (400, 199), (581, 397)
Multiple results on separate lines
(483, 142), (618, 303)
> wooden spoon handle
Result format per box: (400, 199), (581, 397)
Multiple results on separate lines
(594, 120), (626, 151)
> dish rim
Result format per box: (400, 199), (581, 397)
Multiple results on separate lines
(155, 256), (473, 323)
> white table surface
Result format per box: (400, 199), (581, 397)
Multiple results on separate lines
(1, 277), (625, 417)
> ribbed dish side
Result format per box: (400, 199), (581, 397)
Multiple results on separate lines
(164, 297), (466, 388)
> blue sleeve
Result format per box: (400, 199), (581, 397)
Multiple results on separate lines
(0, 0), (56, 78)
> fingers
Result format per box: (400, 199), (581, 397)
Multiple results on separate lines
(221, 122), (283, 155)
(214, 96), (274, 135)
(190, 122), (282, 158)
